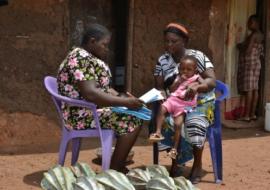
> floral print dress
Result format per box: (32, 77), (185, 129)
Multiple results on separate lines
(57, 47), (143, 136)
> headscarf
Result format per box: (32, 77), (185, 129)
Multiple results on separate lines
(164, 22), (189, 40)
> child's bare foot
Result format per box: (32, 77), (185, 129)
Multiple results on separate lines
(149, 133), (164, 142)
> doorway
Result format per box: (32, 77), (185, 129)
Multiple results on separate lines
(224, 0), (266, 119)
(112, 0), (129, 92)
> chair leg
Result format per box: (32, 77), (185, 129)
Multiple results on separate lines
(101, 132), (114, 170)
(214, 129), (223, 183)
(208, 128), (218, 182)
(214, 103), (223, 183)
(71, 138), (82, 165)
(58, 137), (69, 166)
(208, 128), (222, 183)
(153, 143), (159, 164)
(150, 102), (160, 165)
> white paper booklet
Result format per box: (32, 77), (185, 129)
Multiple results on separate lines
(139, 88), (164, 103)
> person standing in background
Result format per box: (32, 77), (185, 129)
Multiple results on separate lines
(237, 15), (264, 121)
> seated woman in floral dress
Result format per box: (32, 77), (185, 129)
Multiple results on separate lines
(57, 23), (143, 173)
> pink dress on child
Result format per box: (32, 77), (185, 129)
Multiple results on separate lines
(162, 74), (199, 117)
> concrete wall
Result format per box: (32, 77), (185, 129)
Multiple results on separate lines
(209, 0), (227, 81)
(69, 0), (114, 47)
(0, 0), (231, 149)
(0, 0), (69, 150)
(0, 0), (69, 114)
(0, 0), (118, 150)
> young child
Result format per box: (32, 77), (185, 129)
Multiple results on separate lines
(149, 55), (206, 159)
(237, 15), (264, 121)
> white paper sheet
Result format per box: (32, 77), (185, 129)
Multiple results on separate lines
(139, 88), (164, 103)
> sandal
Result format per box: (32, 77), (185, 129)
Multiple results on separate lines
(167, 148), (178, 160)
(149, 133), (164, 142)
(250, 115), (257, 121)
(237, 117), (251, 122)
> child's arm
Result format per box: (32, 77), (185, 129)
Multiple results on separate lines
(245, 32), (263, 54)
(193, 76), (209, 91)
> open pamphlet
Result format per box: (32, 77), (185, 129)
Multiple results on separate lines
(111, 88), (164, 120)
(139, 88), (165, 103)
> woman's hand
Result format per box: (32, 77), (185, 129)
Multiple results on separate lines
(125, 97), (144, 109)
(184, 82), (199, 100)
(160, 90), (167, 100)
(118, 92), (129, 97)
(125, 91), (144, 109)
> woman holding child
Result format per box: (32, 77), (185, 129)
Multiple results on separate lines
(152, 22), (216, 183)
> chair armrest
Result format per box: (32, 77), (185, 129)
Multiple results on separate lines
(216, 92), (228, 102)
(55, 95), (97, 111)
(56, 96), (104, 132)
(215, 81), (229, 102)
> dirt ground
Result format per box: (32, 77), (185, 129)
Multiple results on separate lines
(1, 124), (270, 190)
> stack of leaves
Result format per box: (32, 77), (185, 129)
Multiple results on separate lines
(40, 163), (199, 190)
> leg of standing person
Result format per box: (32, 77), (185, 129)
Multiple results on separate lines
(250, 89), (258, 119)
(110, 125), (142, 173)
(239, 93), (246, 117)
(244, 90), (253, 120)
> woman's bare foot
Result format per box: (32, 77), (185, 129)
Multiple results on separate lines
(121, 166), (130, 174)
(189, 164), (202, 184)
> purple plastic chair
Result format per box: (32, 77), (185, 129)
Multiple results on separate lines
(151, 80), (229, 183)
(44, 76), (114, 170)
